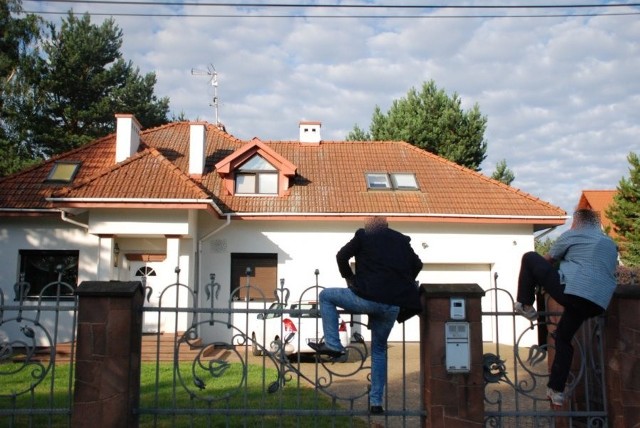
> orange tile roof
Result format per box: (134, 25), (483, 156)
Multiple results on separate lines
(0, 121), (566, 228)
(577, 190), (617, 235)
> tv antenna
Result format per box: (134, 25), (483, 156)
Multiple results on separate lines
(191, 64), (220, 126)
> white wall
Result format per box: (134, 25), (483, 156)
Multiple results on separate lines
(196, 218), (537, 346)
(0, 216), (99, 345)
(0, 213), (542, 348)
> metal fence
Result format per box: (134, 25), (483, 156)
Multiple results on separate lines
(136, 268), (425, 427)
(482, 273), (608, 427)
(0, 268), (78, 427)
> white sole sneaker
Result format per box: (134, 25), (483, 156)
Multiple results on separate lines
(546, 387), (565, 407)
(513, 302), (537, 320)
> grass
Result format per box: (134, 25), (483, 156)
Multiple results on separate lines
(0, 360), (366, 428)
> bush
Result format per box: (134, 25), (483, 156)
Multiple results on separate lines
(615, 265), (640, 286)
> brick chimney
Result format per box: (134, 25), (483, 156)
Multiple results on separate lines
(299, 121), (321, 144)
(189, 122), (207, 177)
(115, 114), (141, 163)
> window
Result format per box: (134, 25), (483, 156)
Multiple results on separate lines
(390, 173), (419, 189)
(17, 250), (79, 298)
(46, 161), (81, 183)
(235, 156), (278, 194)
(366, 173), (419, 190)
(230, 253), (277, 301)
(366, 173), (392, 189)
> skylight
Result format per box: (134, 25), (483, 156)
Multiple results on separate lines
(46, 161), (81, 183)
(366, 173), (418, 190)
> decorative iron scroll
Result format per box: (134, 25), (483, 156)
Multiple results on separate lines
(482, 272), (607, 427)
(0, 266), (78, 424)
(144, 268), (377, 411)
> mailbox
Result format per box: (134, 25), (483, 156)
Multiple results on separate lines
(445, 321), (470, 373)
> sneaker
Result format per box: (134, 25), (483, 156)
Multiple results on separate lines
(547, 387), (565, 407)
(514, 302), (537, 320)
(307, 342), (346, 358)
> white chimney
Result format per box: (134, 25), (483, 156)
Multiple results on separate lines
(299, 121), (321, 144)
(115, 114), (141, 163)
(189, 122), (206, 176)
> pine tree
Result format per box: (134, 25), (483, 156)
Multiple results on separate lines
(606, 152), (640, 266)
(349, 80), (488, 171)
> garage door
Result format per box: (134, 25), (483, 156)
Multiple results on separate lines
(387, 263), (494, 342)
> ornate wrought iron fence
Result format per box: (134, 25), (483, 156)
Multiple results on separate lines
(137, 268), (425, 427)
(0, 267), (78, 427)
(482, 273), (607, 427)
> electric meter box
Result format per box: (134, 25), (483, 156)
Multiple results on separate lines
(445, 321), (470, 373)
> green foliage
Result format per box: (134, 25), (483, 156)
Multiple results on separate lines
(535, 236), (555, 256)
(345, 123), (371, 141)
(606, 152), (640, 267)
(491, 159), (515, 185)
(0, 7), (169, 177)
(615, 265), (640, 286)
(0, 0), (44, 176)
(351, 80), (488, 171)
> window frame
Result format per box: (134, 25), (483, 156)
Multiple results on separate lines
(17, 249), (79, 300)
(46, 161), (81, 183)
(230, 253), (278, 301)
(366, 172), (419, 190)
(234, 156), (279, 195)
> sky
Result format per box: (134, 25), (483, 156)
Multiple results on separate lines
(23, 1), (640, 232)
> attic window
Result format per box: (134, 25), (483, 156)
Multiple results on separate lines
(366, 173), (418, 190)
(391, 173), (419, 189)
(46, 161), (81, 183)
(235, 155), (278, 195)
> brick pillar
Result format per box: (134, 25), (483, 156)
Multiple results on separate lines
(420, 283), (485, 428)
(604, 285), (640, 428)
(72, 281), (144, 428)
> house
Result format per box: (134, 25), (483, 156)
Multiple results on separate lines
(576, 190), (617, 238)
(0, 114), (566, 345)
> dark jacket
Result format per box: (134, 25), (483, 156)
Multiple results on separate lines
(336, 227), (423, 322)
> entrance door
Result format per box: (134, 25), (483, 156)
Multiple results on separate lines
(131, 261), (165, 333)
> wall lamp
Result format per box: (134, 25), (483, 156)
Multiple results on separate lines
(114, 243), (120, 267)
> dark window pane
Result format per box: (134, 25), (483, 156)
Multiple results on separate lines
(18, 250), (79, 298)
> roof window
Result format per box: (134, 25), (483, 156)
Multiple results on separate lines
(366, 173), (418, 190)
(235, 155), (278, 195)
(46, 161), (81, 183)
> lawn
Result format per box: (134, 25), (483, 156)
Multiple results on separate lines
(0, 360), (366, 428)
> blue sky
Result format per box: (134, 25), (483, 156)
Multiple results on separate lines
(24, 1), (640, 230)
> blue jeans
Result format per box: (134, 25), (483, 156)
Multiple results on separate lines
(319, 287), (400, 407)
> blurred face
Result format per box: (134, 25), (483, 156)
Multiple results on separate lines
(365, 216), (388, 231)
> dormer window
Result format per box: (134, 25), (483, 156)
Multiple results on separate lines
(235, 155), (278, 194)
(46, 161), (81, 183)
(366, 173), (418, 190)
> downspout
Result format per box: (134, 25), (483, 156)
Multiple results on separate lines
(60, 210), (89, 230)
(195, 213), (231, 312)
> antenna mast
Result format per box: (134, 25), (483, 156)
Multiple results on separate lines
(191, 64), (220, 126)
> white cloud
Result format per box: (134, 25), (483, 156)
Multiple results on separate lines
(27, 1), (640, 224)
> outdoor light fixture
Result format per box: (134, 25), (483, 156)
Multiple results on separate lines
(114, 243), (120, 267)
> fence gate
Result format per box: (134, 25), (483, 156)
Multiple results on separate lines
(482, 273), (608, 427)
(136, 269), (425, 427)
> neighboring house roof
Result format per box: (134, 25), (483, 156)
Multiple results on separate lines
(0, 120), (566, 229)
(577, 190), (617, 236)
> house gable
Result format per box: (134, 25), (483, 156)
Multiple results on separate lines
(214, 138), (297, 197)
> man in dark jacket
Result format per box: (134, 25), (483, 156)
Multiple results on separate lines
(309, 216), (423, 415)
